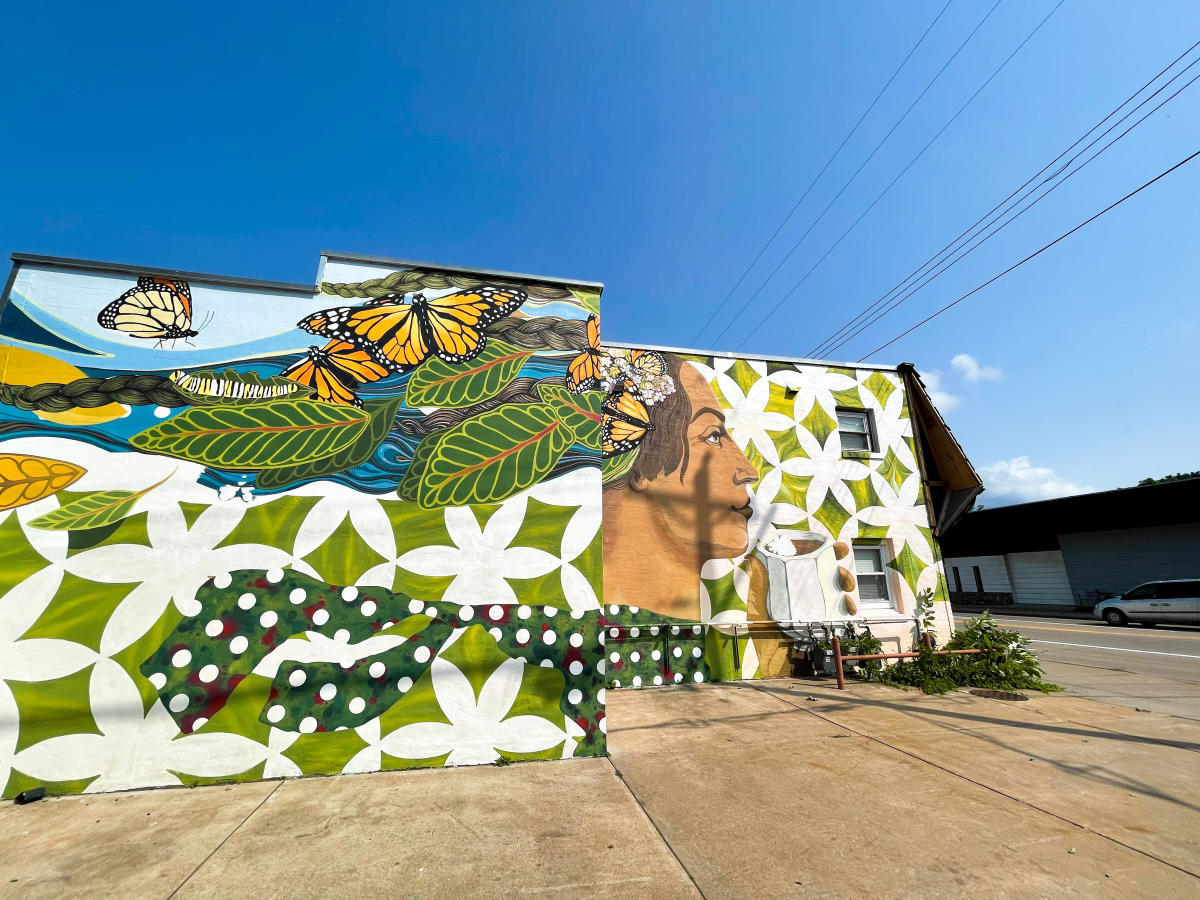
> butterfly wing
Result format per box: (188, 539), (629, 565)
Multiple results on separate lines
(297, 296), (428, 372)
(98, 277), (194, 339)
(320, 340), (392, 385)
(281, 341), (368, 407)
(585, 313), (601, 351)
(567, 349), (601, 395)
(601, 383), (654, 457)
(629, 349), (666, 379)
(421, 286), (529, 363)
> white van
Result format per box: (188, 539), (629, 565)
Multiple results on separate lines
(1094, 580), (1200, 626)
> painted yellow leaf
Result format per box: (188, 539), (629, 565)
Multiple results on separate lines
(0, 345), (126, 425)
(0, 454), (87, 511)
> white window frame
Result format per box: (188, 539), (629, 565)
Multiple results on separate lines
(836, 408), (878, 454)
(853, 544), (895, 611)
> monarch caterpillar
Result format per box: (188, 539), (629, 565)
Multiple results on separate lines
(169, 370), (304, 405)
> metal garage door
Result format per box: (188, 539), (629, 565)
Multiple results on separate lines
(1005, 550), (1074, 605)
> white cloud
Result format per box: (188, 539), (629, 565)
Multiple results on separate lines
(979, 456), (1091, 505)
(922, 371), (958, 411)
(950, 353), (1002, 383)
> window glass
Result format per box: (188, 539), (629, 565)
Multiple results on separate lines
(837, 410), (875, 453)
(1126, 585), (1156, 600)
(1159, 582), (1200, 599)
(853, 547), (893, 608)
(841, 431), (871, 451)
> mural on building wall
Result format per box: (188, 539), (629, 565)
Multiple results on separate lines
(601, 350), (949, 682)
(0, 260), (608, 797)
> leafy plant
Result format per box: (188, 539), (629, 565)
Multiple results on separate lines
(254, 396), (403, 490)
(411, 403), (574, 508)
(878, 611), (1060, 695)
(914, 587), (939, 650)
(130, 399), (369, 468)
(404, 341), (531, 408)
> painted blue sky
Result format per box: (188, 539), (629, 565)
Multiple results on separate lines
(2, 1), (1197, 506)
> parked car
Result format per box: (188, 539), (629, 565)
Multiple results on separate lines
(1094, 580), (1200, 626)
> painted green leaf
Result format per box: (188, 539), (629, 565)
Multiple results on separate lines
(398, 432), (439, 503)
(129, 400), (369, 469)
(767, 426), (808, 462)
(811, 489), (853, 539)
(602, 447), (638, 484)
(773, 472), (813, 510)
(254, 396), (403, 490)
(887, 541), (927, 597)
(170, 368), (308, 405)
(876, 447), (912, 494)
(831, 386), (863, 409)
(538, 383), (603, 448)
(28, 472), (171, 531)
(404, 340), (531, 408)
(863, 371), (896, 408)
(799, 400), (837, 449)
(416, 403), (573, 508)
(570, 287), (602, 316)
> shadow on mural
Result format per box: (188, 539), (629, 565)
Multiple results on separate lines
(0, 253), (949, 797)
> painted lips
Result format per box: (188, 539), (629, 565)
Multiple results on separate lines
(732, 502), (753, 520)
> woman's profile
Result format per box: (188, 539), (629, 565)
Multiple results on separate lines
(602, 351), (801, 674)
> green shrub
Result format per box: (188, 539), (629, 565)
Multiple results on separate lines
(877, 611), (1061, 695)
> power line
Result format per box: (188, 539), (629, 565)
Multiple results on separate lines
(696, 0), (1002, 347)
(731, 0), (1064, 351)
(688, 1), (956, 346)
(813, 39), (1200, 358)
(856, 146), (1200, 360)
(823, 63), (1200, 358)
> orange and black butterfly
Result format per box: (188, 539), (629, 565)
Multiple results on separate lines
(281, 339), (391, 407)
(566, 314), (601, 394)
(297, 287), (528, 372)
(98, 276), (203, 343)
(601, 382), (655, 457)
(627, 348), (666, 380)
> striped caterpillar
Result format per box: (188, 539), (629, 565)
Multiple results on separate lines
(168, 369), (307, 405)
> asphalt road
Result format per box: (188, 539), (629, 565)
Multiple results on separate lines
(954, 614), (1200, 719)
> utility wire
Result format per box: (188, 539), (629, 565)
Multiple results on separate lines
(811, 40), (1200, 360)
(730, 0), (1063, 351)
(856, 146), (1200, 360)
(688, 0), (955, 345)
(696, 0), (1001, 347)
(821, 57), (1200, 358)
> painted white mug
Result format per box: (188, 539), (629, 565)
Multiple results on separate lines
(753, 530), (842, 639)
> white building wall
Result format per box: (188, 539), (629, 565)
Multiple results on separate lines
(944, 555), (1011, 593)
(1005, 550), (1075, 605)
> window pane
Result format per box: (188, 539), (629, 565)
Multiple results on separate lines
(853, 548), (882, 575)
(841, 432), (870, 451)
(858, 574), (889, 604)
(837, 412), (868, 433)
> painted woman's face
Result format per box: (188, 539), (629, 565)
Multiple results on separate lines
(639, 364), (759, 560)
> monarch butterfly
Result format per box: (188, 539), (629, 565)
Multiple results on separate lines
(97, 276), (203, 343)
(281, 339), (392, 407)
(566, 314), (602, 395)
(602, 382), (655, 457)
(627, 348), (667, 380)
(297, 287), (528, 372)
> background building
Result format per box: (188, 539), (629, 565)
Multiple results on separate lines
(941, 477), (1200, 606)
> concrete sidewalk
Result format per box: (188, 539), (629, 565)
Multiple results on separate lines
(3, 681), (1199, 899)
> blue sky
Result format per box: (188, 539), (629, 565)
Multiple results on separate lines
(2, 1), (1197, 506)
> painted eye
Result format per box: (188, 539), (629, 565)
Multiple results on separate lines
(704, 432), (721, 445)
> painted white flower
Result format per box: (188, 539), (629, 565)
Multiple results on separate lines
(395, 497), (559, 607)
(63, 496), (304, 657)
(709, 362), (795, 467)
(0, 507), (100, 794)
(356, 655), (576, 767)
(12, 659), (272, 793)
